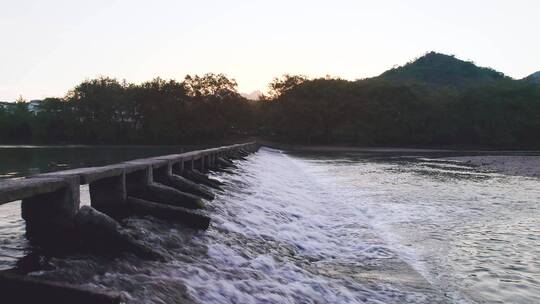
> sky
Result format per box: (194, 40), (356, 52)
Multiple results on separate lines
(1, 0), (539, 101)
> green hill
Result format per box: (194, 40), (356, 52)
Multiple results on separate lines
(378, 52), (509, 90)
(522, 71), (540, 84)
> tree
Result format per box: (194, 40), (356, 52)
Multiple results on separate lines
(183, 73), (239, 99)
(267, 74), (307, 99)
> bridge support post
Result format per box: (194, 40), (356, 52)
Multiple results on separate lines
(210, 154), (216, 168)
(21, 176), (80, 244)
(89, 173), (126, 218)
(125, 167), (152, 197)
(169, 162), (215, 199)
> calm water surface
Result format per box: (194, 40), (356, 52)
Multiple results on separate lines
(0, 145), (203, 179)
(0, 147), (538, 303)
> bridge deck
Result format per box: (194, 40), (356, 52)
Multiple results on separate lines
(0, 178), (67, 205)
(0, 142), (257, 205)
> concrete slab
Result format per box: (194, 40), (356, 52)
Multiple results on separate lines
(179, 151), (201, 160)
(0, 178), (67, 205)
(0, 142), (257, 206)
(124, 158), (168, 169)
(153, 154), (185, 161)
(107, 162), (148, 174)
(32, 166), (125, 184)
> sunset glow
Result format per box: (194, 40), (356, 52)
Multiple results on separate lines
(1, 0), (539, 100)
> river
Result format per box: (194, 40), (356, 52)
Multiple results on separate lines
(0, 146), (538, 303)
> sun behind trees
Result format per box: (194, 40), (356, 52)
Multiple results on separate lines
(1, 52), (540, 148)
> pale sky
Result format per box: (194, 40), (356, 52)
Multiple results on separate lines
(1, 0), (539, 101)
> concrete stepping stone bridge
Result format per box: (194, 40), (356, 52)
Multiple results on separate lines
(0, 142), (259, 303)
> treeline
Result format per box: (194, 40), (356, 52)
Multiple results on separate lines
(0, 74), (256, 144)
(1, 73), (540, 148)
(261, 76), (540, 148)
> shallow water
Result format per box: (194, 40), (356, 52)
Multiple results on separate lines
(0, 147), (539, 303)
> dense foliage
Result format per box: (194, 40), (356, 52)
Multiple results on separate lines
(1, 53), (539, 148)
(262, 76), (540, 148)
(0, 74), (256, 144)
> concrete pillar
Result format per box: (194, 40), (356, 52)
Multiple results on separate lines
(207, 154), (213, 168)
(74, 206), (163, 261)
(217, 157), (234, 167)
(124, 163), (205, 210)
(89, 173), (126, 217)
(191, 157), (203, 171)
(126, 197), (210, 229)
(166, 174), (214, 200)
(144, 183), (204, 209)
(210, 153), (216, 168)
(21, 176), (80, 244)
(183, 170), (223, 189)
(179, 159), (185, 171)
(152, 165), (170, 184)
(125, 167), (152, 197)
(160, 163), (215, 200)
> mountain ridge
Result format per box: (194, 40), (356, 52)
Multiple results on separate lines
(522, 71), (540, 84)
(377, 52), (510, 90)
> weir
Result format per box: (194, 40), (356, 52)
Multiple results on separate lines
(0, 142), (259, 303)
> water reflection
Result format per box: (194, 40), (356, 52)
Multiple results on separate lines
(0, 145), (210, 179)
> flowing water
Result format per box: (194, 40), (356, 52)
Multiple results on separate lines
(0, 147), (539, 303)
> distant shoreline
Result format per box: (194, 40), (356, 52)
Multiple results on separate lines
(258, 140), (540, 154)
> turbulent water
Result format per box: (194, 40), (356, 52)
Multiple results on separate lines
(0, 147), (539, 303)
